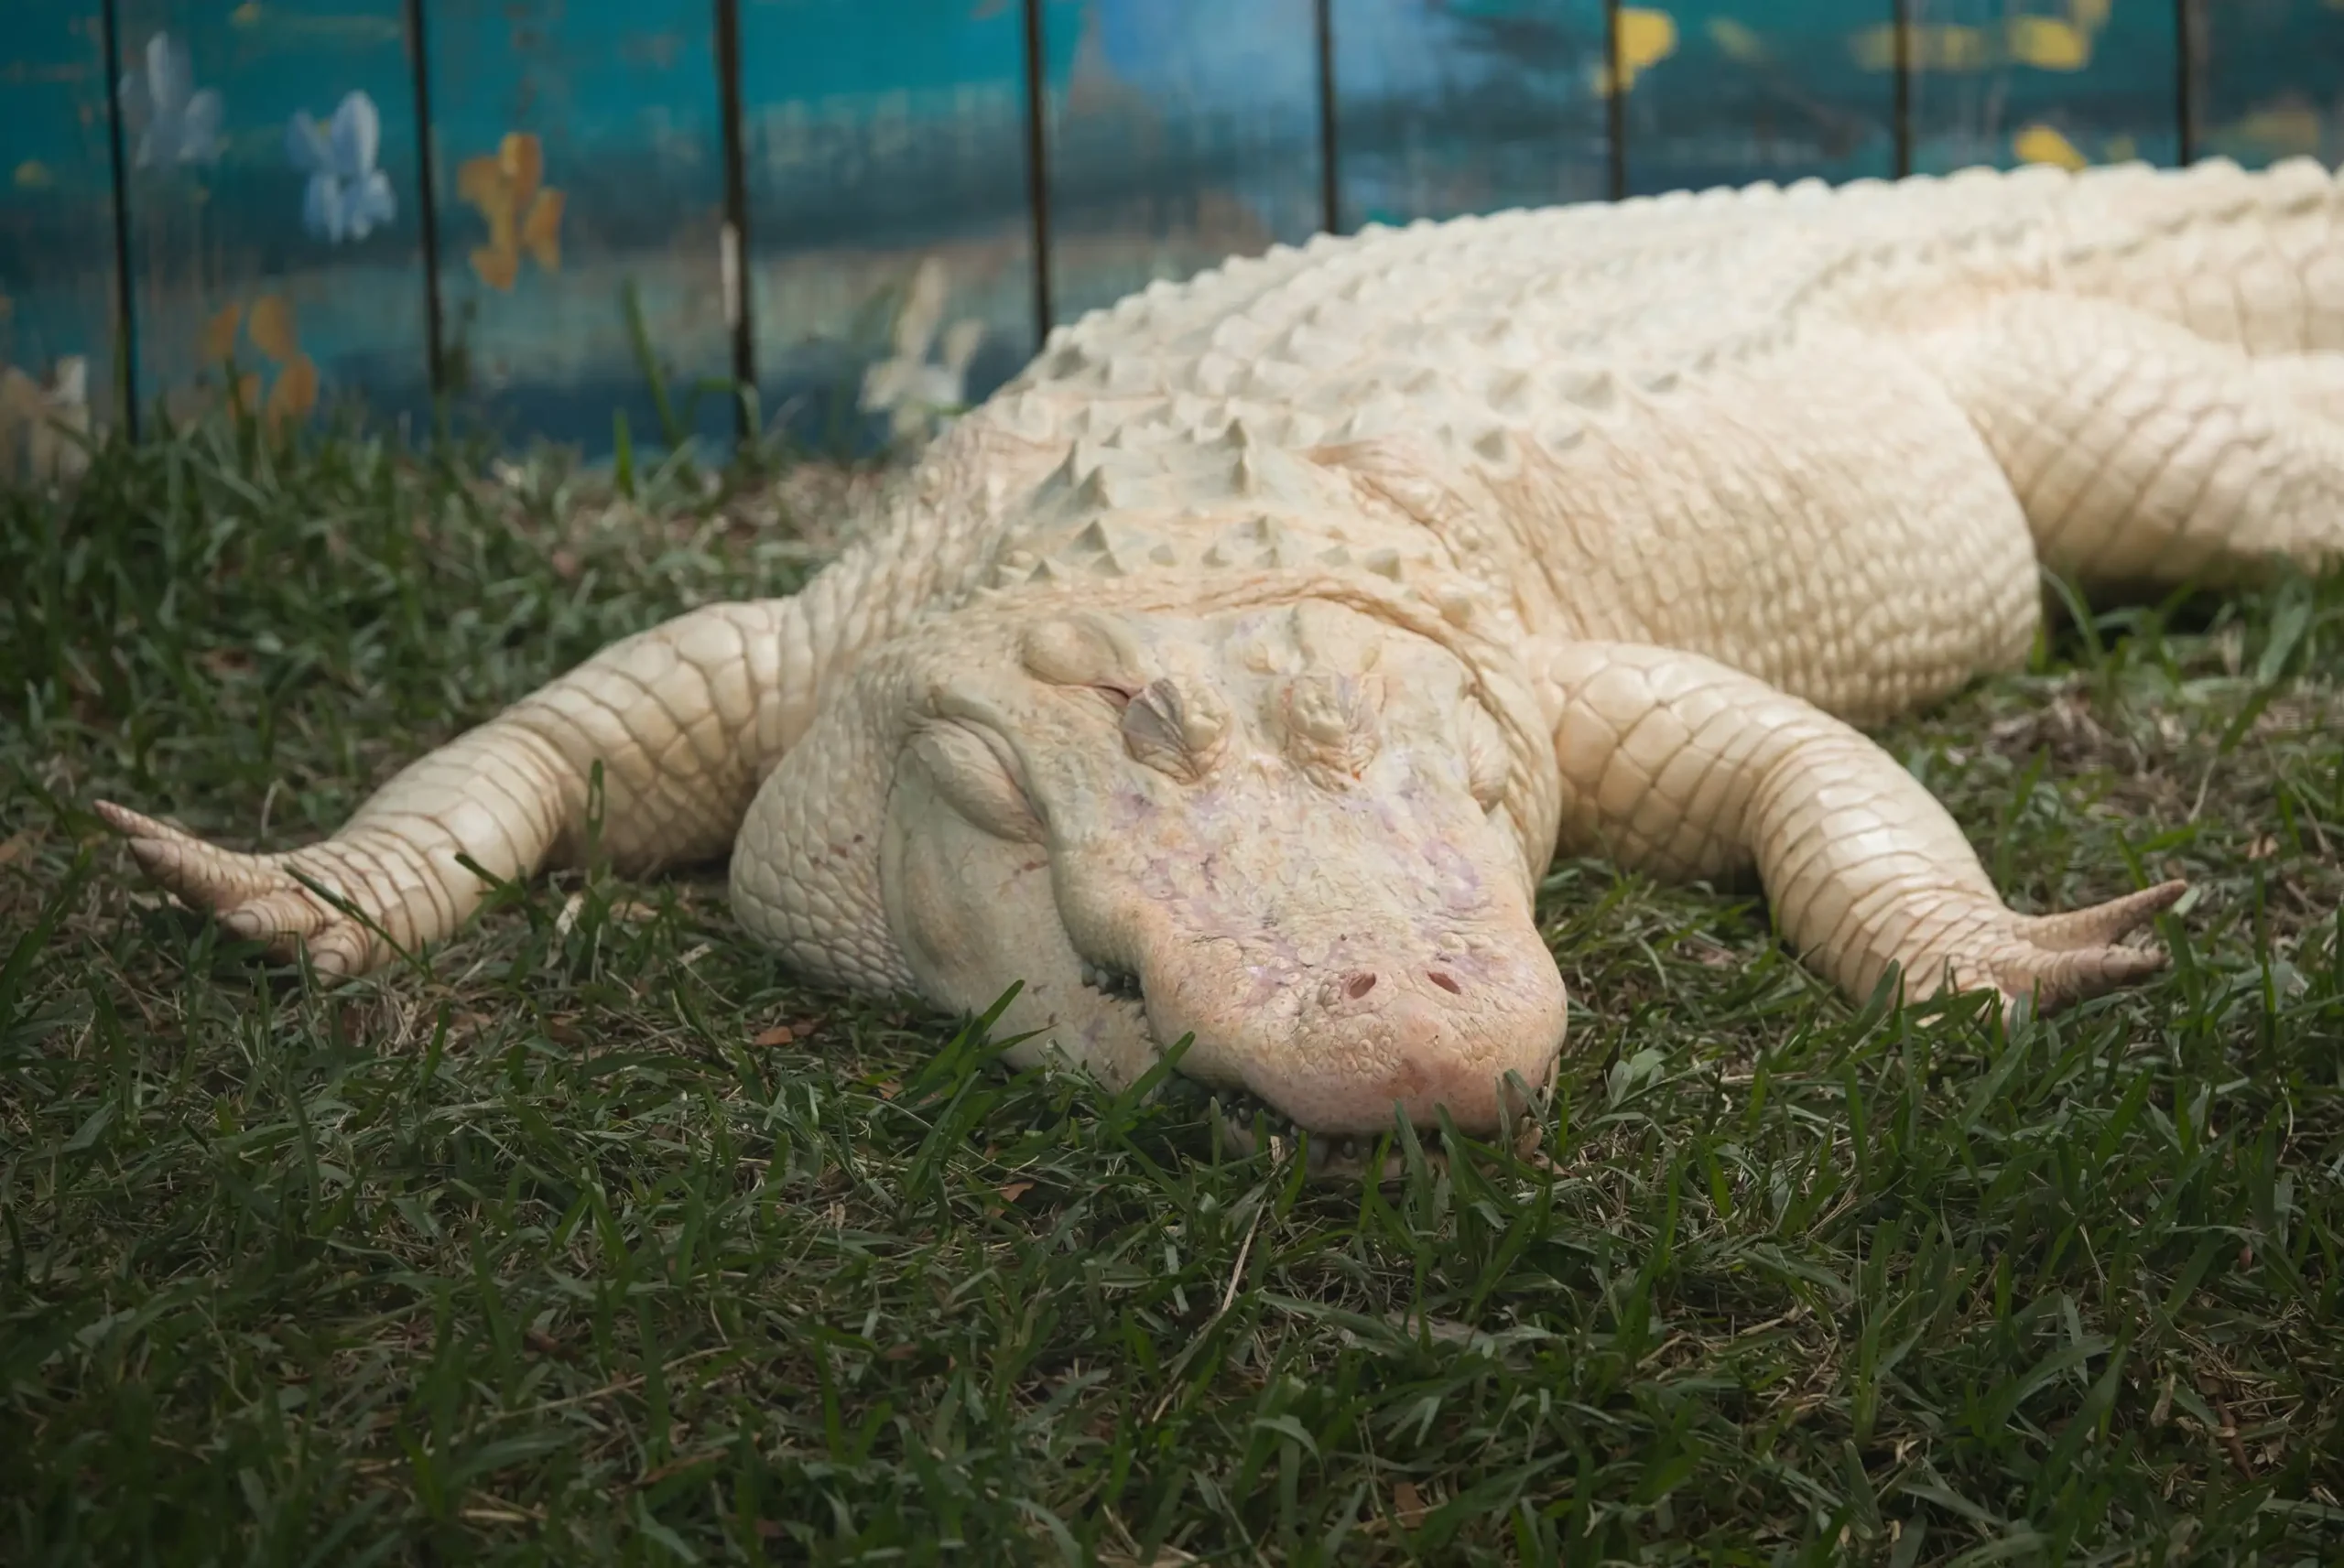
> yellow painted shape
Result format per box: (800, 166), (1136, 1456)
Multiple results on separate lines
(1850, 22), (1990, 73)
(460, 132), (561, 288)
(460, 161), (518, 267)
(484, 205), (519, 261)
(1594, 7), (1678, 93)
(2007, 16), (2091, 70)
(456, 156), (507, 214)
(2104, 134), (2138, 161)
(1856, 7), (2102, 73)
(246, 295), (298, 363)
(499, 133), (544, 213)
(520, 189), (565, 274)
(14, 160), (53, 189)
(2013, 124), (2089, 170)
(470, 244), (519, 292)
(266, 353), (319, 432)
(201, 303), (243, 366)
(1620, 8), (1678, 71)
(230, 3), (263, 27)
(1919, 24), (1991, 70)
(1848, 24), (1893, 70)
(1706, 16), (1766, 64)
(2216, 103), (2327, 158)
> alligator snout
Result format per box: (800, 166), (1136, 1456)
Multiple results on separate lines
(1320, 965), (1465, 1004)
(1294, 957), (1566, 1134)
(1150, 935), (1569, 1140)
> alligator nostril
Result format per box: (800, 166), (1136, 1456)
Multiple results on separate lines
(1345, 971), (1378, 1000)
(1427, 970), (1462, 996)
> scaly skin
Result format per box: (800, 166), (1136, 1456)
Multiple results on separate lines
(98, 157), (2344, 1163)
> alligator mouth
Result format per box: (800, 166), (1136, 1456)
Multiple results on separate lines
(1207, 1086), (1553, 1184)
(1079, 957), (1555, 1183)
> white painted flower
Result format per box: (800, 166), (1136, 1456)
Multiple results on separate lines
(118, 32), (223, 168)
(859, 257), (986, 443)
(287, 91), (396, 243)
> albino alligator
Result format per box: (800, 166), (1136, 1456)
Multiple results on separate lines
(99, 157), (2344, 1172)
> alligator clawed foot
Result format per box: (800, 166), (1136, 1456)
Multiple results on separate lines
(92, 800), (384, 978)
(1935, 878), (2191, 1021)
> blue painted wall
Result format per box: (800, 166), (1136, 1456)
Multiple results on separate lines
(4, 0), (2341, 462)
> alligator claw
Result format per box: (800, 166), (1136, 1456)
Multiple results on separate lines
(1922, 877), (2190, 1020)
(93, 800), (381, 978)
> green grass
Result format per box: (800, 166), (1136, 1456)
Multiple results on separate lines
(4, 419), (2343, 1566)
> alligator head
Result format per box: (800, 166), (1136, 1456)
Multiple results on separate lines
(732, 574), (1570, 1171)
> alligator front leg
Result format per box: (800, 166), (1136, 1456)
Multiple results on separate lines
(1540, 641), (2187, 1017)
(95, 599), (806, 978)
(90, 408), (1066, 980)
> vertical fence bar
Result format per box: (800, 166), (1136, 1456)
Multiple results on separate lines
(2174, 0), (2198, 165)
(1602, 0), (1624, 200)
(97, 0), (138, 438)
(714, 0), (756, 439)
(1892, 0), (1913, 177)
(1314, 0), (1340, 235)
(403, 0), (445, 406)
(1020, 0), (1055, 347)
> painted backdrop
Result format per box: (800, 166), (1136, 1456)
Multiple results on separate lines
(4, 0), (2341, 463)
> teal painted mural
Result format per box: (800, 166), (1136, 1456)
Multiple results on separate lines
(1906, 0), (2182, 172)
(1619, 1), (1896, 193)
(3, 0), (2341, 469)
(1334, 0), (1610, 223)
(112, 0), (433, 441)
(1043, 0), (1327, 325)
(737, 0), (1040, 448)
(2200, 0), (2344, 168)
(3, 2), (117, 481)
(424, 0), (734, 450)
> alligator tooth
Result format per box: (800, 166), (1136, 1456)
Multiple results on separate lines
(1085, 965), (1143, 998)
(1513, 1115), (1546, 1161)
(1211, 1098), (1257, 1158)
